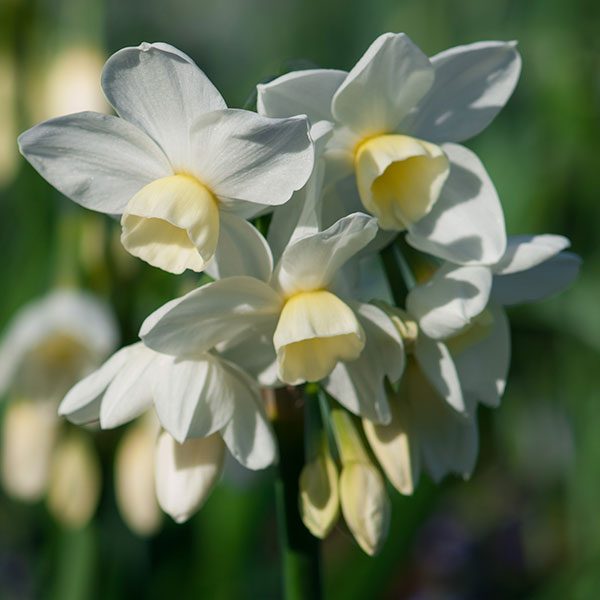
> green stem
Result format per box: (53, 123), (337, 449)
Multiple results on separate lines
(380, 241), (410, 307)
(273, 387), (322, 600)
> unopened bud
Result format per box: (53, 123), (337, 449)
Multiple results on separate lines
(1, 400), (58, 501)
(47, 432), (101, 528)
(339, 461), (391, 556)
(299, 439), (339, 538)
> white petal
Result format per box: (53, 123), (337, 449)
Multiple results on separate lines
(414, 335), (464, 413)
(257, 68), (347, 123)
(188, 109), (313, 207)
(153, 353), (237, 443)
(59, 344), (139, 425)
(267, 155), (326, 263)
(363, 395), (420, 495)
(449, 305), (511, 408)
(155, 431), (225, 523)
(220, 361), (278, 469)
(140, 277), (281, 356)
(273, 212), (378, 295)
(406, 41), (521, 142)
(492, 252), (581, 306)
(406, 143), (506, 265)
(205, 211), (273, 282)
(406, 263), (492, 340)
(332, 33), (434, 136)
(493, 234), (571, 275)
(18, 112), (171, 214)
(324, 303), (404, 423)
(102, 42), (226, 168)
(99, 345), (157, 428)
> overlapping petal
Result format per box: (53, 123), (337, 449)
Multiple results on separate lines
(188, 109), (313, 207)
(257, 69), (347, 123)
(332, 33), (434, 136)
(493, 234), (570, 275)
(406, 143), (506, 265)
(140, 277), (282, 356)
(102, 42), (226, 168)
(406, 263), (492, 340)
(273, 212), (378, 295)
(407, 41), (521, 142)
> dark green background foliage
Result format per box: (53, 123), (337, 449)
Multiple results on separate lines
(0, 0), (598, 598)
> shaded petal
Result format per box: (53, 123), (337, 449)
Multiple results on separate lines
(405, 361), (477, 481)
(492, 252), (581, 306)
(220, 361), (278, 469)
(406, 263), (492, 340)
(140, 277), (281, 356)
(59, 344), (139, 425)
(449, 305), (511, 408)
(363, 395), (420, 495)
(257, 68), (347, 123)
(332, 33), (434, 136)
(153, 354), (236, 442)
(493, 234), (570, 275)
(273, 212), (378, 295)
(18, 112), (171, 214)
(205, 211), (273, 282)
(406, 143), (506, 265)
(102, 42), (226, 168)
(99, 345), (157, 428)
(189, 109), (313, 207)
(414, 335), (464, 413)
(155, 431), (225, 523)
(406, 41), (521, 142)
(324, 303), (404, 423)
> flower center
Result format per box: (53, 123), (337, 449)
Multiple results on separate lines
(445, 309), (495, 356)
(121, 174), (219, 274)
(273, 290), (365, 384)
(353, 134), (449, 231)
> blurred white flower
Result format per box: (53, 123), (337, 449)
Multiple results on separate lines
(258, 33), (521, 265)
(19, 42), (314, 275)
(0, 290), (117, 526)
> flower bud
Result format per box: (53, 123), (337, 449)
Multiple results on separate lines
(47, 432), (101, 528)
(115, 417), (161, 536)
(299, 440), (340, 538)
(339, 461), (391, 556)
(155, 431), (225, 523)
(1, 400), (58, 501)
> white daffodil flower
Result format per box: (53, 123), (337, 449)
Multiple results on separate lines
(140, 213), (404, 422)
(364, 235), (580, 485)
(59, 341), (278, 523)
(0, 290), (116, 520)
(19, 42), (314, 275)
(258, 33), (521, 265)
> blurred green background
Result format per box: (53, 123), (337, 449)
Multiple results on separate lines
(1, 0), (599, 598)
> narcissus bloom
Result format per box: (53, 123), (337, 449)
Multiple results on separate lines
(60, 341), (277, 522)
(140, 213), (404, 420)
(363, 235), (580, 488)
(19, 42), (314, 275)
(258, 33), (520, 265)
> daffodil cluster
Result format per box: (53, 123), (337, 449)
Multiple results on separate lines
(18, 34), (580, 553)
